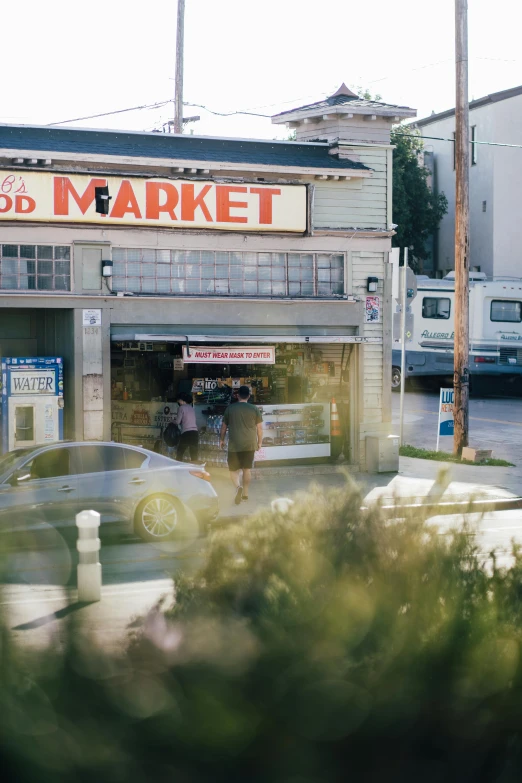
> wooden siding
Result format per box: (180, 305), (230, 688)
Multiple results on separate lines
(351, 250), (388, 469)
(296, 118), (392, 145)
(313, 148), (388, 230)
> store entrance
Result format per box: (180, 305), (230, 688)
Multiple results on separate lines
(110, 340), (351, 465)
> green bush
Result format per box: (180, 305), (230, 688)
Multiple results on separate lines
(3, 482), (522, 781)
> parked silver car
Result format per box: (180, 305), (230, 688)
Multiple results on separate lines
(0, 442), (218, 541)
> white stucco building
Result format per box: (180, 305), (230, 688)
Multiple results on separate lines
(416, 85), (522, 279)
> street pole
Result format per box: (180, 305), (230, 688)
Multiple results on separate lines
(399, 247), (408, 446)
(454, 0), (470, 455)
(174, 0), (185, 134)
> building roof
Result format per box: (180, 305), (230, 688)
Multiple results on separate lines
(272, 83), (416, 124)
(416, 83), (522, 127)
(0, 124), (369, 172)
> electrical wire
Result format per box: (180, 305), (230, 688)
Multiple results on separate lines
(396, 131), (522, 150)
(183, 101), (270, 118)
(47, 100), (172, 126)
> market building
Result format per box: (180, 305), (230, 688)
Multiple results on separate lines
(0, 85), (415, 470)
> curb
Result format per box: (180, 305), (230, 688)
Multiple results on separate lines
(209, 463), (362, 479)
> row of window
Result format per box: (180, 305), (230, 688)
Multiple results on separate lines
(422, 297), (522, 323)
(0, 245), (345, 298)
(111, 248), (344, 297)
(0, 245), (71, 291)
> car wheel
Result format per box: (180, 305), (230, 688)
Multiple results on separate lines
(392, 366), (401, 391)
(135, 494), (183, 542)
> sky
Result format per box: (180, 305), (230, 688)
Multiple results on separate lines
(1, 0), (521, 141)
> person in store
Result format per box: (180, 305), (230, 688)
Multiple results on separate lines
(175, 392), (199, 462)
(220, 385), (263, 505)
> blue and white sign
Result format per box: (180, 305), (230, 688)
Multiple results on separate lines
(437, 387), (454, 450)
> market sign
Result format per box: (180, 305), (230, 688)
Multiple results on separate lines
(182, 346), (275, 364)
(0, 171), (307, 232)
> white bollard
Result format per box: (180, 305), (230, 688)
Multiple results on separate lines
(76, 510), (102, 602)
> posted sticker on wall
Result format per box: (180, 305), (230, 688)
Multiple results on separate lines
(437, 387), (454, 451)
(365, 296), (381, 323)
(83, 309), (102, 327)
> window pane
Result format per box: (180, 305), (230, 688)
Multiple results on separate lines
(127, 262), (140, 276)
(124, 449), (148, 469)
(141, 249), (156, 263)
(112, 248), (125, 261)
(37, 245), (53, 259)
(258, 280), (271, 294)
(31, 448), (71, 479)
(185, 279), (201, 294)
(37, 276), (53, 291)
(2, 259), (17, 274)
(2, 245), (18, 257)
(422, 297), (451, 319)
(156, 249), (170, 263)
(55, 261), (70, 275)
(1, 276), (17, 289)
(491, 300), (522, 322)
(54, 276), (70, 291)
(126, 249), (141, 262)
(156, 278), (171, 293)
(301, 282), (314, 296)
(201, 265), (214, 279)
(141, 279), (156, 293)
(300, 254), (313, 268)
(243, 253), (257, 266)
(215, 280), (229, 294)
(244, 267), (257, 280)
(272, 267), (285, 281)
(215, 252), (229, 265)
(126, 277), (140, 291)
(20, 245), (36, 259)
(54, 246), (70, 260)
(243, 280), (257, 294)
(38, 260), (53, 275)
(78, 445), (126, 474)
(156, 264), (170, 277)
(272, 282), (286, 295)
(113, 262), (125, 275)
(258, 267), (271, 280)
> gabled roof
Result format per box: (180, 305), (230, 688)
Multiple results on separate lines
(0, 124), (369, 172)
(416, 83), (522, 127)
(272, 83), (416, 124)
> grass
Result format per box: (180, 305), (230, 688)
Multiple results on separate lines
(400, 444), (515, 467)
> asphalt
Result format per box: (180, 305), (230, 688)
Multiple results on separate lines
(4, 386), (522, 651)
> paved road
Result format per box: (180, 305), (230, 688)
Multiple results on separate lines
(393, 384), (522, 466)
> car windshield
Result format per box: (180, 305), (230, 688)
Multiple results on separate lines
(0, 446), (40, 475)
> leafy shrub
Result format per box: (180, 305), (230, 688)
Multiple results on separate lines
(3, 482), (522, 781)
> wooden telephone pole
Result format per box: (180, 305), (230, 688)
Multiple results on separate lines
(453, 0), (470, 455)
(174, 0), (186, 134)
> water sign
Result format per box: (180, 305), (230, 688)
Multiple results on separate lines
(437, 388), (454, 451)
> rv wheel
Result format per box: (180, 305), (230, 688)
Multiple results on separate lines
(392, 366), (401, 391)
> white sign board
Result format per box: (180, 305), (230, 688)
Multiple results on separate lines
(83, 309), (102, 326)
(10, 370), (56, 395)
(437, 388), (454, 450)
(182, 346), (275, 364)
(0, 171), (307, 233)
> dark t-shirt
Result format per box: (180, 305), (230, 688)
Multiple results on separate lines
(224, 401), (262, 452)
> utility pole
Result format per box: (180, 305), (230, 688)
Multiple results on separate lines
(453, 0), (470, 455)
(399, 247), (408, 446)
(174, 0), (185, 134)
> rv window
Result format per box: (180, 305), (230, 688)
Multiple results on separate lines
(491, 300), (522, 323)
(422, 297), (451, 320)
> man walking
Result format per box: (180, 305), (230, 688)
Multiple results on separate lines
(220, 385), (263, 504)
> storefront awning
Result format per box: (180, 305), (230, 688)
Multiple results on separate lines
(130, 334), (381, 344)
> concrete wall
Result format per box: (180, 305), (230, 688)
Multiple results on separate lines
(420, 101), (502, 277)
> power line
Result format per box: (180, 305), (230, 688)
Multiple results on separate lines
(183, 101), (270, 118)
(47, 100), (172, 126)
(396, 131), (522, 149)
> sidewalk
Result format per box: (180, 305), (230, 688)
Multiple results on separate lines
(3, 455), (522, 652)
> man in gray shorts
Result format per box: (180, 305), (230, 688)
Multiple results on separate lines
(220, 385), (263, 504)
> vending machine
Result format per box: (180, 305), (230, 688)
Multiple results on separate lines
(1, 357), (64, 453)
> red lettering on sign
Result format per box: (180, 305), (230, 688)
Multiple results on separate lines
(0, 195), (13, 213)
(54, 177), (107, 215)
(181, 184), (213, 222)
(216, 185), (248, 223)
(249, 187), (281, 224)
(15, 195), (36, 214)
(145, 182), (179, 220)
(110, 180), (142, 219)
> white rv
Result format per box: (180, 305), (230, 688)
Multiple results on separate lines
(392, 272), (522, 389)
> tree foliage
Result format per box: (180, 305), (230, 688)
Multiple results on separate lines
(4, 484), (522, 780)
(392, 128), (448, 270)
